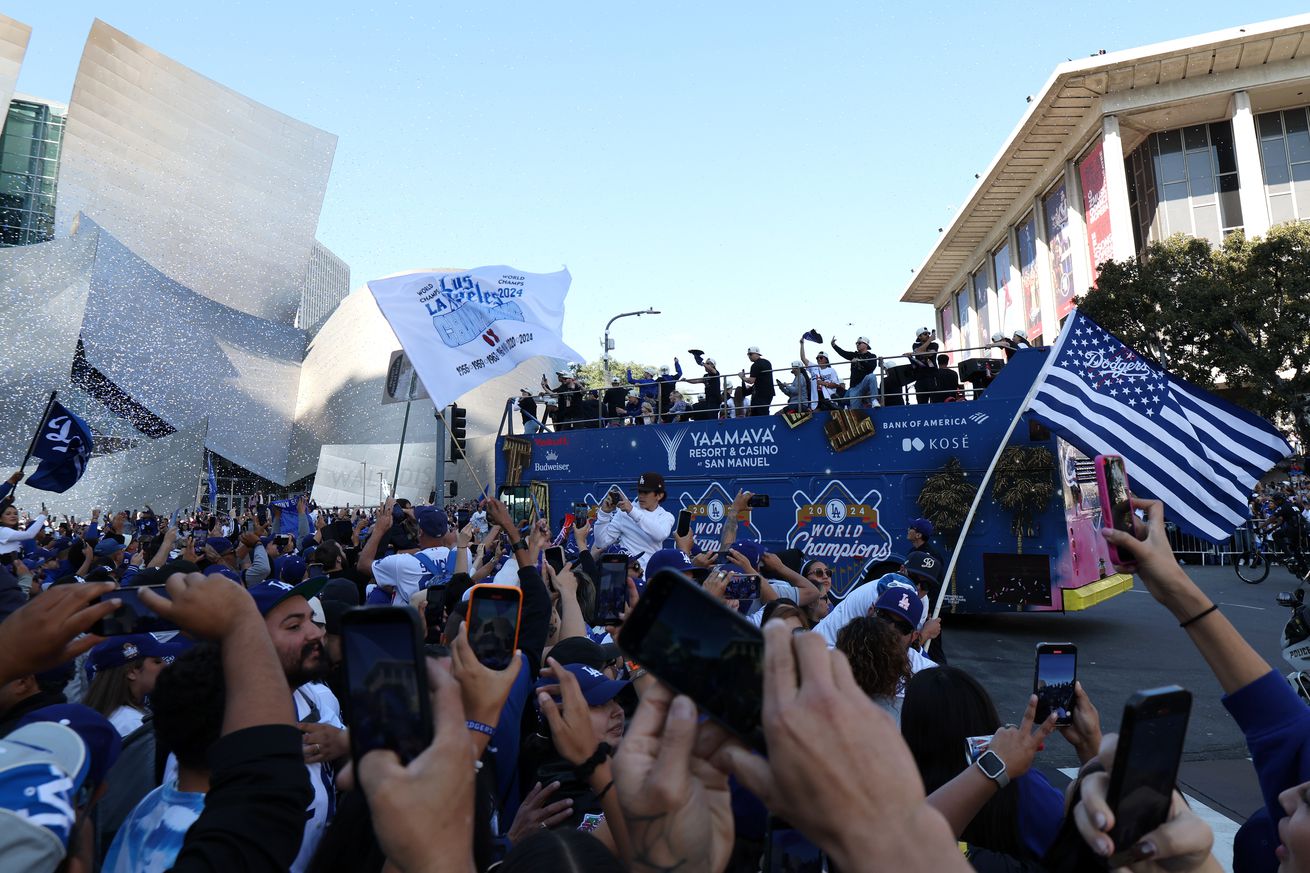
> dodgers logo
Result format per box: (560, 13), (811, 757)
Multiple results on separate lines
(786, 481), (892, 597)
(676, 483), (759, 556)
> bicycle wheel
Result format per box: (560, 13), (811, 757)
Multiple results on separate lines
(1236, 550), (1270, 584)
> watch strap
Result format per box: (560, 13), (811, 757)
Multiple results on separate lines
(512, 538), (529, 552)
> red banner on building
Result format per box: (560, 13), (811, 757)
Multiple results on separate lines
(1079, 140), (1114, 287)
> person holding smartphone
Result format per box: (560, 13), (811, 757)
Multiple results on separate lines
(592, 473), (674, 574)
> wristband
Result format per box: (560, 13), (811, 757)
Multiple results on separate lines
(596, 779), (615, 800)
(1179, 603), (1218, 628)
(466, 719), (496, 737)
(574, 742), (613, 782)
(512, 538), (529, 552)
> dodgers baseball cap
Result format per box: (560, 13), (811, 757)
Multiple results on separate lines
(874, 586), (924, 630)
(875, 572), (917, 598)
(15, 705), (121, 796)
(85, 633), (189, 683)
(645, 548), (693, 579)
(747, 346), (760, 354)
(415, 506), (448, 538)
(547, 637), (621, 672)
(636, 472), (665, 492)
(534, 663), (631, 710)
(92, 539), (124, 558)
(279, 555), (307, 585)
(908, 517), (935, 537)
(248, 577), (329, 616)
(205, 537), (234, 556)
(0, 721), (90, 871)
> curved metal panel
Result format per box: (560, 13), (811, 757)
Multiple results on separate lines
(55, 19), (336, 323)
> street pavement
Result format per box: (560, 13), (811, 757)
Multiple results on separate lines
(946, 562), (1299, 871)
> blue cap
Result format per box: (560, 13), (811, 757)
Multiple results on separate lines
(874, 586), (924, 630)
(415, 506), (448, 538)
(645, 548), (693, 578)
(85, 633), (189, 683)
(14, 704), (121, 794)
(875, 572), (917, 597)
(534, 663), (630, 710)
(93, 539), (124, 558)
(909, 517), (935, 537)
(279, 555), (307, 585)
(205, 537), (234, 556)
(0, 721), (91, 867)
(729, 540), (763, 570)
(247, 577), (328, 617)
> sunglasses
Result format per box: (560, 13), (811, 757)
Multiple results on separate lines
(875, 609), (914, 636)
(807, 567), (832, 577)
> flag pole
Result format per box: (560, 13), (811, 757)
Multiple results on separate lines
(19, 390), (58, 473)
(928, 315), (1076, 625)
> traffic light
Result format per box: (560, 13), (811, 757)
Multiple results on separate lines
(449, 405), (467, 458)
(445, 480), (458, 499)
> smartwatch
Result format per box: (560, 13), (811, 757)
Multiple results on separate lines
(512, 538), (529, 552)
(975, 749), (1009, 789)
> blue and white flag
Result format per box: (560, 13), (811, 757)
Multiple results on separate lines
(26, 399), (94, 493)
(1027, 310), (1291, 542)
(367, 267), (585, 410)
(206, 452), (218, 508)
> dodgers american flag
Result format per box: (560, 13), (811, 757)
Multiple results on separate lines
(1027, 310), (1291, 543)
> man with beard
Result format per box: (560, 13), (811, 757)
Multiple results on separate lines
(248, 577), (339, 873)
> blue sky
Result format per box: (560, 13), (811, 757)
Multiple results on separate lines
(9, 1), (1306, 387)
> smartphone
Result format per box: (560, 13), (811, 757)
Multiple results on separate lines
(92, 585), (179, 635)
(1033, 642), (1077, 726)
(747, 494), (770, 508)
(618, 569), (766, 752)
(676, 509), (693, 538)
(341, 607), (432, 768)
(1095, 454), (1137, 569)
(1105, 686), (1193, 866)
(306, 563), (325, 578)
(725, 573), (761, 602)
(465, 584), (523, 670)
(597, 554), (630, 624)
(544, 546), (565, 574)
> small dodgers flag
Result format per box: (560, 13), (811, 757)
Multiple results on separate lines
(1026, 309), (1291, 542)
(26, 399), (93, 493)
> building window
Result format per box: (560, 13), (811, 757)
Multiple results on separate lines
(0, 99), (65, 247)
(1256, 106), (1310, 226)
(1015, 214), (1042, 341)
(1124, 121), (1242, 251)
(954, 286), (970, 351)
(971, 266), (990, 349)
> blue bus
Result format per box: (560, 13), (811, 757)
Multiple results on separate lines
(494, 349), (1132, 614)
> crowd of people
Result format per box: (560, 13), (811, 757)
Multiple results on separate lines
(0, 465), (1305, 873)
(512, 328), (1037, 431)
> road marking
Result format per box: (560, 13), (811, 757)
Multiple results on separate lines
(1058, 768), (1237, 873)
(1218, 602), (1265, 611)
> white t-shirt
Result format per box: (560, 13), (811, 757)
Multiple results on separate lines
(814, 365), (842, 400)
(593, 505), (675, 571)
(291, 682), (345, 873)
(371, 546), (472, 605)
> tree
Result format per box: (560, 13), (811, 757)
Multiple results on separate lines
(1078, 222), (1310, 443)
(573, 359), (662, 390)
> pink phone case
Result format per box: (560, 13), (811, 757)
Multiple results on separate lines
(1094, 454), (1136, 570)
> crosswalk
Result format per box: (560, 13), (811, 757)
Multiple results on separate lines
(1056, 767), (1239, 873)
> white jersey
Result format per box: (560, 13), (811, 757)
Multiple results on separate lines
(291, 682), (345, 873)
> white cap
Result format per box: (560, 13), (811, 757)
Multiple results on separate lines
(1014, 330), (1026, 337)
(991, 332), (1005, 342)
(856, 336), (871, 346)
(659, 365), (669, 374)
(704, 357), (716, 365)
(747, 346), (761, 354)
(791, 359), (804, 368)
(610, 376), (620, 384)
(917, 327), (931, 335)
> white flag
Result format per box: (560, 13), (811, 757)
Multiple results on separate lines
(367, 267), (584, 409)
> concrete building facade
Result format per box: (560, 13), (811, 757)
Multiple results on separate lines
(902, 14), (1310, 360)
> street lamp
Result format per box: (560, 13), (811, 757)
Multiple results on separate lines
(360, 460), (367, 507)
(603, 308), (661, 378)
